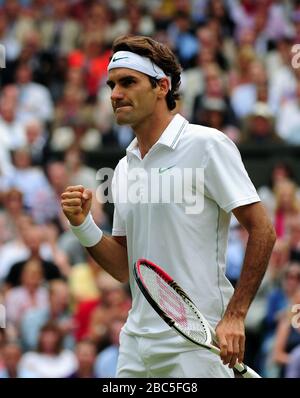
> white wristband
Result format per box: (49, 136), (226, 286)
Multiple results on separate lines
(69, 213), (103, 247)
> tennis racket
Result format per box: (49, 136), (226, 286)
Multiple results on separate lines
(134, 258), (261, 378)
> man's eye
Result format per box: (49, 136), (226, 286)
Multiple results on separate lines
(123, 80), (135, 87)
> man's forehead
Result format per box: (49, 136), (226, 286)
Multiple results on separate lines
(107, 68), (148, 81)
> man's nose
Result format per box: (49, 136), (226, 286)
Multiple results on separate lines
(111, 85), (124, 101)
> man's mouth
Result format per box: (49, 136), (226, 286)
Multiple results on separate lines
(115, 104), (132, 112)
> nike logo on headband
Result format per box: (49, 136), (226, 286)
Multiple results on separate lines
(112, 56), (129, 62)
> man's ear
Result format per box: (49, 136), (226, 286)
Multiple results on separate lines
(157, 77), (170, 98)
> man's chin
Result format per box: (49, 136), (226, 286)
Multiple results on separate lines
(115, 115), (132, 125)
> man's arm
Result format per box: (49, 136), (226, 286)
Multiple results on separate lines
(86, 235), (129, 283)
(216, 202), (276, 368)
(61, 185), (129, 283)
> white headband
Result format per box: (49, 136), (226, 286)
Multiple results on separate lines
(108, 51), (171, 89)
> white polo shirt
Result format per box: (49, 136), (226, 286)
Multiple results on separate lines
(112, 113), (260, 336)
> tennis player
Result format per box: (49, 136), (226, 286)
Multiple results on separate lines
(61, 35), (276, 377)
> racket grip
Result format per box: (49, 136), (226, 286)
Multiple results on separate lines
(234, 362), (261, 378)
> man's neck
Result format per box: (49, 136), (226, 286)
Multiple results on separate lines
(133, 108), (174, 159)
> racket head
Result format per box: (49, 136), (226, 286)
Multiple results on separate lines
(134, 258), (213, 348)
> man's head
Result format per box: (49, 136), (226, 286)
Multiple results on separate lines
(107, 35), (181, 127)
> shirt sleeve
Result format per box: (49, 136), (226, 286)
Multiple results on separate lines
(112, 207), (126, 236)
(111, 163), (126, 237)
(204, 135), (260, 213)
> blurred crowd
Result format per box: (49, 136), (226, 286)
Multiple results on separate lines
(0, 0), (300, 378)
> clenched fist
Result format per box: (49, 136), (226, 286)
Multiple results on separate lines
(61, 185), (92, 226)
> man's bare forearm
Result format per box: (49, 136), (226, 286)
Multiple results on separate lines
(86, 235), (129, 283)
(225, 222), (276, 318)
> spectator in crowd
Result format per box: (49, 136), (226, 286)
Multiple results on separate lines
(24, 119), (48, 166)
(39, 0), (81, 56)
(67, 339), (97, 378)
(285, 344), (300, 378)
(258, 162), (300, 216)
(18, 321), (77, 378)
(95, 316), (125, 378)
(288, 216), (300, 262)
(241, 102), (282, 145)
(0, 89), (27, 157)
(4, 224), (63, 287)
(276, 79), (300, 145)
(15, 62), (54, 123)
(67, 32), (110, 100)
(2, 147), (51, 213)
(272, 285), (300, 377)
(273, 179), (300, 239)
(0, 188), (26, 244)
(21, 279), (76, 351)
(261, 263), (300, 376)
(5, 259), (49, 332)
(0, 342), (23, 378)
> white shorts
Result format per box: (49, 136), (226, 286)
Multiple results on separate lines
(116, 330), (234, 378)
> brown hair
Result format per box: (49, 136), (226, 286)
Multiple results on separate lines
(37, 321), (64, 355)
(111, 35), (182, 110)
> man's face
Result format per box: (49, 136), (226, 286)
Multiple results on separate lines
(107, 68), (158, 128)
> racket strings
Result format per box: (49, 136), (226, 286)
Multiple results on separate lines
(140, 266), (208, 344)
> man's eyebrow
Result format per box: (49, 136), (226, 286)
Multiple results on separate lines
(106, 75), (138, 86)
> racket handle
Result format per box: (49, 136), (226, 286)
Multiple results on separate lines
(234, 362), (261, 378)
(209, 325), (261, 378)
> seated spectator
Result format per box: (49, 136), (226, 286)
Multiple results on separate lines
(273, 179), (300, 239)
(18, 321), (77, 378)
(95, 316), (125, 378)
(0, 188), (26, 244)
(226, 222), (248, 286)
(4, 225), (63, 288)
(264, 263), (300, 339)
(288, 216), (300, 263)
(272, 286), (300, 377)
(230, 58), (271, 121)
(240, 102), (283, 145)
(52, 85), (94, 130)
(258, 162), (300, 217)
(31, 161), (71, 228)
(1, 147), (51, 213)
(260, 264), (300, 376)
(63, 146), (98, 192)
(0, 342), (24, 378)
(285, 344), (300, 378)
(276, 79), (300, 145)
(15, 62), (54, 123)
(0, 90), (26, 155)
(264, 239), (290, 287)
(86, 273), (131, 350)
(68, 255), (101, 304)
(24, 119), (48, 166)
(167, 11), (199, 69)
(68, 32), (110, 100)
(5, 259), (49, 331)
(0, 217), (61, 282)
(39, 0), (81, 56)
(67, 339), (97, 378)
(21, 279), (76, 351)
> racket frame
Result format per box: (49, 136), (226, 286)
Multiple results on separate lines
(134, 258), (261, 379)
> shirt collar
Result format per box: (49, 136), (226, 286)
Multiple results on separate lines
(126, 113), (188, 159)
